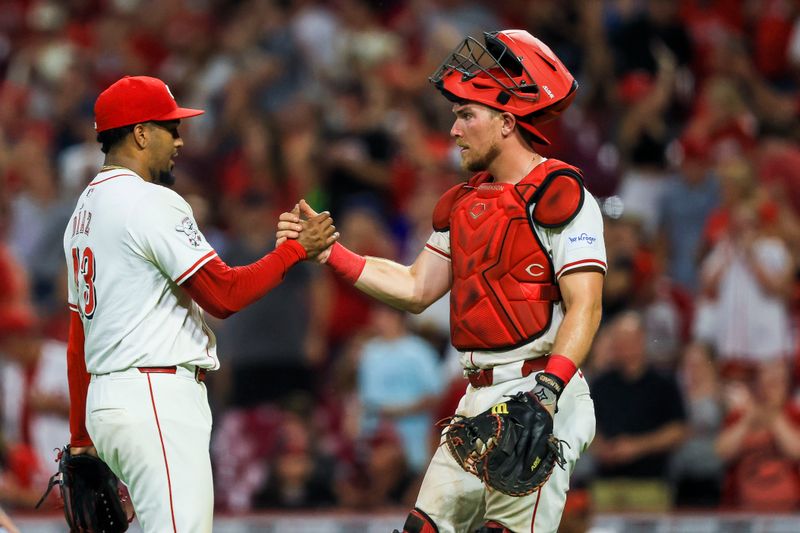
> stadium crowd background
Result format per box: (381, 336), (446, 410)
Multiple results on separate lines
(2, 0), (800, 527)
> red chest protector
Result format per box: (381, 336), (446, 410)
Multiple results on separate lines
(432, 159), (585, 351)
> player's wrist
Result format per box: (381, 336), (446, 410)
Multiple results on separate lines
(531, 354), (576, 408)
(531, 372), (563, 408)
(69, 436), (94, 449)
(326, 242), (366, 284)
(278, 239), (307, 261)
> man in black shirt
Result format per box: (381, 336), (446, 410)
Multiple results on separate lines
(591, 312), (687, 495)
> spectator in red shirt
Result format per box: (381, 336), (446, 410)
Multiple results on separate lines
(716, 360), (800, 511)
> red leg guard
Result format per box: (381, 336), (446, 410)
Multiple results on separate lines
(475, 521), (512, 533)
(401, 508), (439, 533)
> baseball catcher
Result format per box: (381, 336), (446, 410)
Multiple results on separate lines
(37, 445), (131, 532)
(278, 28), (606, 532)
(442, 374), (569, 496)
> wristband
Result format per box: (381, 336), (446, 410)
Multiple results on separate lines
(544, 354), (577, 386)
(534, 372), (565, 402)
(532, 354), (576, 407)
(327, 242), (366, 284)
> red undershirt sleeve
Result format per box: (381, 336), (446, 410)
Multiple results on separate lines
(182, 240), (307, 319)
(67, 310), (92, 447)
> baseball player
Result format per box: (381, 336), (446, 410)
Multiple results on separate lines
(63, 75), (337, 532)
(278, 31), (606, 532)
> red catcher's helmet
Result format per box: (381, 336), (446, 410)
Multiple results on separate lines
(430, 30), (578, 145)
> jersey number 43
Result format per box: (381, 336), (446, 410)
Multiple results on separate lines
(71, 246), (97, 319)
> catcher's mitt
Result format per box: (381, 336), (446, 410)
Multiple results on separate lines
(36, 445), (131, 533)
(443, 391), (568, 496)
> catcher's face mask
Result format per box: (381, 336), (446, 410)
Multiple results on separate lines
(430, 30), (578, 145)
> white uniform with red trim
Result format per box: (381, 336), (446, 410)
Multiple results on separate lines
(418, 189), (606, 533)
(63, 168), (218, 532)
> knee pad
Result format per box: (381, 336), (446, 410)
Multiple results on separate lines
(400, 507), (439, 533)
(475, 521), (512, 533)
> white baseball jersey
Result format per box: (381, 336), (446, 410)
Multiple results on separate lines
(425, 188), (607, 368)
(63, 168), (220, 374)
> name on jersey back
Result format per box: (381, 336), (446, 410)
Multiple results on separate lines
(71, 208), (92, 237)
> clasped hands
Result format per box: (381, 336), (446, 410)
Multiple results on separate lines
(278, 199), (338, 260)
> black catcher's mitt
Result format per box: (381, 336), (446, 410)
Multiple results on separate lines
(443, 391), (568, 496)
(36, 445), (130, 532)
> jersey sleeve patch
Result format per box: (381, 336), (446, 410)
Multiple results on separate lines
(549, 193), (607, 280)
(127, 186), (217, 282)
(175, 217), (204, 248)
(564, 231), (600, 250)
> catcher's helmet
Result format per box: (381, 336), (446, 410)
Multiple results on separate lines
(430, 30), (577, 145)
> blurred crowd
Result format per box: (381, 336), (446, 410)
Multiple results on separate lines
(2, 0), (800, 524)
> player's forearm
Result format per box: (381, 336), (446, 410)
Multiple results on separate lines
(182, 241), (306, 318)
(355, 256), (429, 313)
(327, 243), (447, 314)
(66, 311), (92, 448)
(550, 297), (602, 369)
(531, 272), (603, 408)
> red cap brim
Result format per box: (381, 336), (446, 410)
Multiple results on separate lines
(154, 107), (205, 122)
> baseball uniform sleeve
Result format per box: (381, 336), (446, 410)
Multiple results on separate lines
(64, 247), (79, 312)
(424, 231), (451, 261)
(181, 240), (307, 319)
(126, 186), (217, 284)
(547, 192), (607, 279)
(66, 310), (92, 447)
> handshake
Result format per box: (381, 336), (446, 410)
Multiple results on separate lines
(276, 199), (338, 262)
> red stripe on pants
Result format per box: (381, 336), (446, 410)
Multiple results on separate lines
(146, 374), (178, 532)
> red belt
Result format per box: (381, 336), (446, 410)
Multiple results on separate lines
(138, 366), (207, 383)
(466, 357), (548, 388)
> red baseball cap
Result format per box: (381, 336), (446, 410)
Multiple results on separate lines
(94, 75), (204, 132)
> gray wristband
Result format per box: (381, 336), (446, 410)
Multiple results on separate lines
(532, 372), (565, 410)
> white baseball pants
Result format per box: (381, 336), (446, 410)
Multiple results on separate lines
(86, 366), (214, 532)
(415, 370), (595, 533)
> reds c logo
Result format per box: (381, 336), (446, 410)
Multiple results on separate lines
(525, 263), (545, 277)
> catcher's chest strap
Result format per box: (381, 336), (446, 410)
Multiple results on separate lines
(465, 356), (548, 388)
